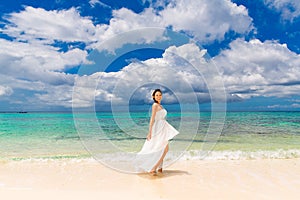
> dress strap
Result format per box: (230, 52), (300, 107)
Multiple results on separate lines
(155, 103), (163, 110)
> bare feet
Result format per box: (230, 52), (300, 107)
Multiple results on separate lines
(149, 170), (157, 176)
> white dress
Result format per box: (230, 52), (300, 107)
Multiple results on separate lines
(135, 108), (179, 172)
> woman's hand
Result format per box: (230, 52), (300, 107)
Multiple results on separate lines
(146, 133), (152, 141)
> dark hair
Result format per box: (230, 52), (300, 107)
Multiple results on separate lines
(152, 89), (162, 103)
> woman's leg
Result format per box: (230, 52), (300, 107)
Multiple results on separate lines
(150, 144), (169, 173)
(158, 160), (163, 172)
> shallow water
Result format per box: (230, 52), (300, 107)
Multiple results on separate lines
(0, 111), (299, 161)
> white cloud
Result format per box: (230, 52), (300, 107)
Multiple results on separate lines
(267, 103), (300, 109)
(34, 84), (73, 107)
(89, 8), (170, 52)
(9, 37), (300, 108)
(214, 38), (300, 98)
(3, 38), (300, 109)
(0, 74), (46, 93)
(1, 1), (253, 51)
(0, 38), (87, 85)
(72, 43), (225, 108)
(264, 0), (300, 21)
(0, 37), (86, 109)
(159, 0), (253, 42)
(92, 0), (253, 47)
(89, 0), (112, 9)
(1, 6), (167, 52)
(0, 85), (13, 97)
(92, 27), (167, 53)
(2, 6), (96, 44)
(4, 2), (298, 110)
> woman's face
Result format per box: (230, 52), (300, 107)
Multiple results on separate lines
(154, 91), (162, 102)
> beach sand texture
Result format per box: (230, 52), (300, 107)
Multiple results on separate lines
(0, 158), (299, 200)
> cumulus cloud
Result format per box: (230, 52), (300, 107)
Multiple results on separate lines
(214, 38), (300, 98)
(3, 1), (298, 110)
(159, 0), (253, 42)
(0, 37), (86, 110)
(0, 38), (86, 85)
(34, 84), (74, 107)
(72, 43), (225, 108)
(264, 0), (300, 21)
(1, 1), (253, 50)
(6, 37), (300, 109)
(1, 1), (252, 48)
(0, 7), (90, 108)
(2, 37), (300, 109)
(0, 85), (13, 97)
(92, 27), (167, 53)
(91, 0), (253, 48)
(2, 6), (96, 44)
(0, 74), (46, 93)
(1, 6), (166, 51)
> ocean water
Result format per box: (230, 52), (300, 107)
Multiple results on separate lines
(0, 111), (300, 162)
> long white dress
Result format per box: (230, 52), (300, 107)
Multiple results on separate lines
(135, 108), (179, 172)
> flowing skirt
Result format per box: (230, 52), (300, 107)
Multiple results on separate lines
(135, 119), (179, 172)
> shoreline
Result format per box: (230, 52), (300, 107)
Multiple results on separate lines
(1, 148), (300, 162)
(0, 158), (299, 200)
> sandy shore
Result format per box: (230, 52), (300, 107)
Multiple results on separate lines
(0, 158), (299, 200)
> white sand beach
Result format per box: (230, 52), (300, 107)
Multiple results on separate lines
(0, 158), (299, 200)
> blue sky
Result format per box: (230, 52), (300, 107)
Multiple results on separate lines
(0, 0), (300, 111)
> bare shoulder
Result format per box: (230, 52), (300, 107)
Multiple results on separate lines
(152, 103), (159, 110)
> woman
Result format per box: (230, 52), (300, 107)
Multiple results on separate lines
(136, 89), (179, 175)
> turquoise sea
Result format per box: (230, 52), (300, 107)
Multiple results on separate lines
(0, 111), (300, 161)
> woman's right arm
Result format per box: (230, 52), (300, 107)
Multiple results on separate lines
(147, 104), (157, 141)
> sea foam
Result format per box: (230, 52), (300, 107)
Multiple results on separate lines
(175, 149), (300, 160)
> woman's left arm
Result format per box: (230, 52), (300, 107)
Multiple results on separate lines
(146, 104), (158, 140)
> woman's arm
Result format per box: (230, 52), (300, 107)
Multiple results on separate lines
(146, 104), (158, 141)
